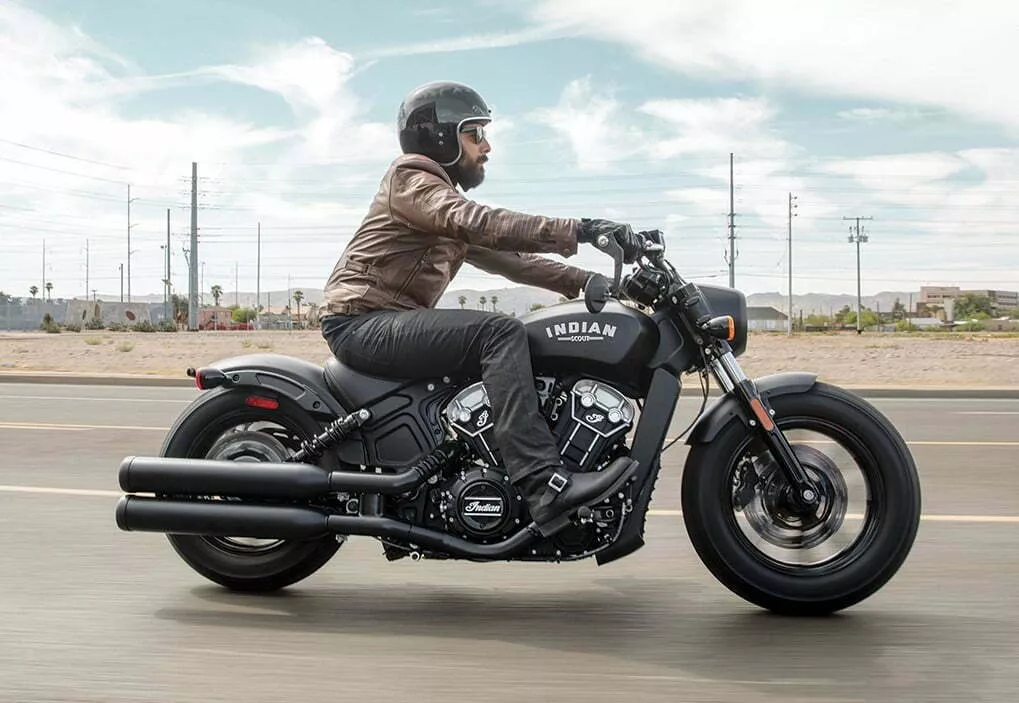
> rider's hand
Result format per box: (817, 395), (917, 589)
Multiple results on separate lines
(578, 218), (643, 264)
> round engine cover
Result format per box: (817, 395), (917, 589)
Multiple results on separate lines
(445, 468), (521, 540)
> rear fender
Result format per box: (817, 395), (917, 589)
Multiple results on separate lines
(203, 353), (346, 418)
(166, 354), (366, 465)
(685, 372), (818, 445)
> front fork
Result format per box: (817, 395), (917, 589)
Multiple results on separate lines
(707, 343), (822, 511)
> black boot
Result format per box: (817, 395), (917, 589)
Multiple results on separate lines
(516, 457), (640, 537)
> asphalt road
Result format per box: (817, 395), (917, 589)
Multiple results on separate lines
(1, 383), (1018, 702)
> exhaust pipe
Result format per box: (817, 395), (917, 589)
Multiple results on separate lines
(115, 496), (537, 559)
(119, 457), (332, 499)
(120, 446), (458, 499)
(116, 495), (329, 539)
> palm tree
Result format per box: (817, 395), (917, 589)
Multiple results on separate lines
(45, 282), (53, 301)
(29, 285), (38, 301)
(479, 295), (487, 311)
(490, 295), (498, 312)
(293, 289), (304, 328)
(458, 295), (467, 309)
(211, 284), (223, 307)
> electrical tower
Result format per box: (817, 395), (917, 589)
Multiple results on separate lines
(725, 153), (738, 288)
(788, 192), (797, 335)
(844, 216), (873, 335)
(188, 162), (199, 330)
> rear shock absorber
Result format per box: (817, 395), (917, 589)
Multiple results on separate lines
(290, 409), (372, 463)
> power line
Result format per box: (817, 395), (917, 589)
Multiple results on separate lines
(0, 156), (128, 184)
(0, 138), (128, 170)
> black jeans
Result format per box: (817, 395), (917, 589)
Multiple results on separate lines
(320, 309), (562, 482)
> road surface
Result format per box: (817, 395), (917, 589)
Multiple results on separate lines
(1, 383), (1017, 702)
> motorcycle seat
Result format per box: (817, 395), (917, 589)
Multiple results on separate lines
(323, 357), (407, 411)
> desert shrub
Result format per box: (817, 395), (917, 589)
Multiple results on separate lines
(40, 313), (60, 334)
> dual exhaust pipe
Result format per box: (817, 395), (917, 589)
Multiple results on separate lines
(115, 452), (539, 559)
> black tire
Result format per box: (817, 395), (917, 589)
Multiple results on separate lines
(681, 382), (921, 615)
(161, 389), (342, 592)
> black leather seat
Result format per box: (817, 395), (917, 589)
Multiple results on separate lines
(323, 357), (407, 410)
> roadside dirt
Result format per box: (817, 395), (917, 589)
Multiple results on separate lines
(2, 329), (1016, 387)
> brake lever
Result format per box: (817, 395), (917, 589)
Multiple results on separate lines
(594, 234), (625, 294)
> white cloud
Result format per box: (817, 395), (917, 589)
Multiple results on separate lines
(361, 24), (575, 60)
(523, 0), (1019, 133)
(528, 76), (643, 172)
(0, 6), (396, 299)
(836, 107), (934, 123)
(639, 97), (791, 161)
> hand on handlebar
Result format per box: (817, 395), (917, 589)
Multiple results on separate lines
(578, 218), (644, 264)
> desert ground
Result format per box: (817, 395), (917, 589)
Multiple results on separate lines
(1, 329), (1016, 387)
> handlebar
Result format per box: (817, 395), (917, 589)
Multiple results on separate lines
(583, 228), (666, 313)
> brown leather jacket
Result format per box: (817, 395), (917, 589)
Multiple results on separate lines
(323, 154), (591, 316)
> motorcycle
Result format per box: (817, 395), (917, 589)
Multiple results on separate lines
(114, 230), (921, 615)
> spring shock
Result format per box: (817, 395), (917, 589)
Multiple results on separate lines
(290, 409), (372, 463)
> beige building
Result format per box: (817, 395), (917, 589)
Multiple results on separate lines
(919, 286), (961, 305)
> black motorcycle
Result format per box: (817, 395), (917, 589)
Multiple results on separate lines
(114, 230), (921, 615)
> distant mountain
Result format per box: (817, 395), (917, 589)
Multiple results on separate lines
(747, 291), (919, 315)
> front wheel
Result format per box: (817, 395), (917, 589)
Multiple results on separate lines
(681, 382), (921, 615)
(161, 389), (343, 592)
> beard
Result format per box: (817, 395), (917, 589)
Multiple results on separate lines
(455, 154), (487, 191)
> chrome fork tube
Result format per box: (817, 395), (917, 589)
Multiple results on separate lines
(709, 350), (747, 393)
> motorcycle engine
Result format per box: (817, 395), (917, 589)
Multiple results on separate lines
(384, 377), (637, 555)
(442, 377), (636, 473)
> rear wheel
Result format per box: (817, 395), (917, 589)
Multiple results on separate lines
(681, 382), (921, 615)
(162, 389), (343, 592)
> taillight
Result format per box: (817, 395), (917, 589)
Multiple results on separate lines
(244, 395), (279, 410)
(186, 367), (229, 390)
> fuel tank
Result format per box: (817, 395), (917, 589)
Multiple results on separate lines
(522, 300), (660, 395)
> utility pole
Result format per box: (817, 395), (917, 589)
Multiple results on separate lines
(188, 162), (199, 330)
(256, 222), (261, 330)
(165, 208), (171, 322)
(844, 216), (873, 335)
(727, 153), (736, 288)
(787, 192), (797, 335)
(127, 184), (138, 302)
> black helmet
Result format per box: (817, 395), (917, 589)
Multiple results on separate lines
(398, 81), (491, 166)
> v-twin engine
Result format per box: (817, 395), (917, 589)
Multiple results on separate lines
(442, 376), (637, 473)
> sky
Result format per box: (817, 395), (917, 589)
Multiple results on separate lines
(1, 0), (1017, 304)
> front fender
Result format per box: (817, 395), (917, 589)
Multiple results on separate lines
(204, 353), (346, 418)
(685, 372), (817, 445)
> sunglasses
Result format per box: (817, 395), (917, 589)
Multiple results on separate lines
(460, 123), (488, 144)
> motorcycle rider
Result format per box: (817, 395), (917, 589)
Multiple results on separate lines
(320, 80), (644, 537)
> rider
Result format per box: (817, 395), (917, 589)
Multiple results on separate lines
(320, 80), (644, 537)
